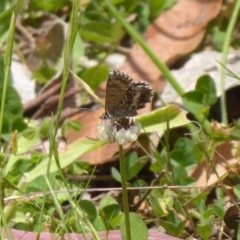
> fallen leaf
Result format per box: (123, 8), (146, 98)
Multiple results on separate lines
(120, 0), (222, 91)
(190, 141), (240, 187)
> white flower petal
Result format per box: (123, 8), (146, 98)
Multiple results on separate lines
(98, 118), (141, 145)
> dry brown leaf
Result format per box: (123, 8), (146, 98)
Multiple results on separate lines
(190, 141), (240, 187)
(26, 20), (65, 72)
(120, 0), (222, 92)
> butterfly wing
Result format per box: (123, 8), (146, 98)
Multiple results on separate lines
(117, 81), (153, 117)
(103, 71), (153, 119)
(104, 71), (133, 118)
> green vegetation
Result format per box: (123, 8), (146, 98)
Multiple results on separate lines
(1, 0), (240, 239)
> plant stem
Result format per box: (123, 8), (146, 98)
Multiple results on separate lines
(119, 144), (131, 240)
(220, 0), (240, 124)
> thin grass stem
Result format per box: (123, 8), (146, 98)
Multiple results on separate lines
(119, 144), (131, 240)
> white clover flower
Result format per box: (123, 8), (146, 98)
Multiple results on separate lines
(98, 117), (141, 145)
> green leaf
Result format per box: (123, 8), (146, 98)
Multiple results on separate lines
(2, 115), (10, 134)
(99, 195), (118, 209)
(138, 104), (190, 133)
(196, 223), (212, 240)
(190, 190), (208, 208)
(148, 0), (177, 18)
(120, 212), (148, 240)
(101, 204), (121, 225)
(111, 167), (121, 182)
(174, 138), (193, 152)
(79, 199), (97, 222)
(22, 128), (38, 140)
(195, 74), (217, 106)
(29, 0), (67, 11)
(182, 90), (209, 116)
(148, 0), (165, 17)
(125, 154), (149, 181)
(0, 85), (22, 118)
(26, 138), (107, 182)
(0, 4), (15, 46)
(80, 21), (119, 43)
(72, 33), (85, 72)
(12, 116), (27, 132)
(62, 119), (82, 138)
(201, 209), (215, 224)
(212, 203), (225, 219)
(149, 196), (168, 218)
(213, 28), (226, 51)
(30, 152), (44, 163)
(170, 149), (197, 168)
(81, 65), (109, 90)
(160, 219), (185, 237)
(32, 66), (56, 84)
(233, 184), (240, 199)
(0, 78), (23, 136)
(67, 120), (82, 131)
(40, 118), (52, 138)
(92, 216), (106, 231)
(172, 165), (187, 183)
(230, 128), (240, 140)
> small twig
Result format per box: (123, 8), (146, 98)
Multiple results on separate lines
(4, 185), (208, 205)
(23, 82), (62, 113)
(32, 87), (82, 119)
(130, 170), (166, 211)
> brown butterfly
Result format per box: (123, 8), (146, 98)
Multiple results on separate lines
(101, 71), (153, 120)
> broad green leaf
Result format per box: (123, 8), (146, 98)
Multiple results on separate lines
(29, 0), (67, 11)
(233, 184), (240, 199)
(80, 21), (119, 43)
(212, 203), (225, 219)
(230, 129), (240, 140)
(149, 196), (168, 218)
(196, 223), (212, 240)
(0, 4), (15, 45)
(0, 85), (22, 118)
(120, 212), (148, 240)
(160, 219), (185, 237)
(11, 116), (27, 132)
(138, 104), (190, 133)
(32, 66), (56, 84)
(72, 33), (85, 72)
(111, 167), (121, 182)
(182, 91), (209, 116)
(237, 223), (240, 240)
(101, 204), (121, 224)
(40, 118), (51, 138)
(92, 216), (106, 231)
(125, 155), (149, 181)
(27, 138), (106, 182)
(174, 138), (193, 153)
(170, 149), (197, 167)
(213, 28), (226, 51)
(6, 121), (41, 175)
(81, 65), (109, 90)
(62, 119), (82, 138)
(22, 128), (38, 140)
(67, 120), (82, 131)
(202, 209), (215, 224)
(195, 74), (217, 106)
(99, 195), (118, 210)
(79, 199), (97, 222)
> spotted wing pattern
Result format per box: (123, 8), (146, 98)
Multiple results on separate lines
(102, 71), (153, 119)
